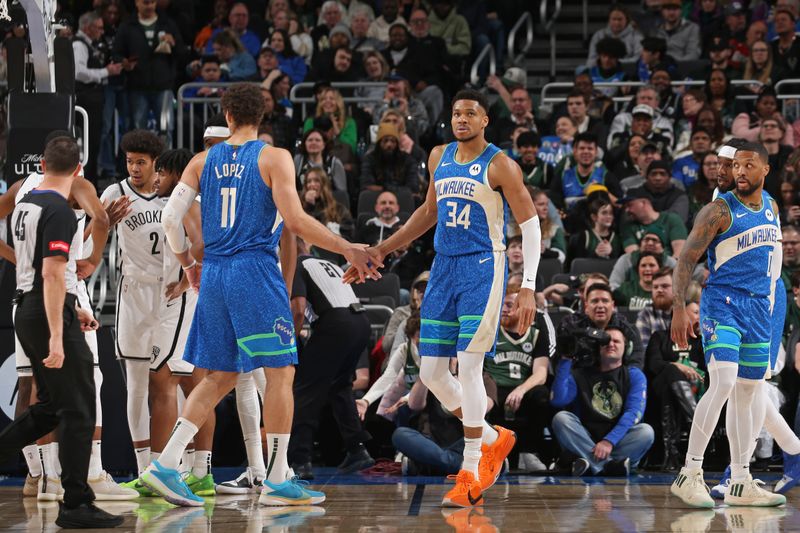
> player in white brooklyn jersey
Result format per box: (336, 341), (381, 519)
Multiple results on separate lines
(99, 130), (170, 485)
(0, 131), (135, 501)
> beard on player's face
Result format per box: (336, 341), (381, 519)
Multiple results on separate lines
(736, 176), (763, 197)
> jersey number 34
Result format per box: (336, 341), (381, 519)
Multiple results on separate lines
(445, 201), (471, 229)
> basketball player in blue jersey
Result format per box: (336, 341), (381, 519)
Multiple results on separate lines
(670, 141), (786, 508)
(705, 141), (800, 498)
(345, 89), (541, 507)
(139, 83), (379, 507)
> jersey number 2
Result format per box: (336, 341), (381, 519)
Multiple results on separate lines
(445, 201), (471, 229)
(220, 187), (237, 228)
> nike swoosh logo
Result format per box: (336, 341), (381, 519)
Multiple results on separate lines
(441, 162), (452, 167)
(479, 257), (491, 264)
(166, 300), (178, 308)
(468, 491), (483, 505)
(736, 212), (747, 218)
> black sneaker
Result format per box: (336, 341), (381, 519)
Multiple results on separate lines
(571, 458), (591, 477)
(56, 502), (124, 528)
(292, 461), (315, 481)
(337, 449), (375, 474)
(600, 458), (630, 477)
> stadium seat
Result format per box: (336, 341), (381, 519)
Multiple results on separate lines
(570, 258), (615, 278)
(538, 258), (563, 286)
(351, 273), (401, 309)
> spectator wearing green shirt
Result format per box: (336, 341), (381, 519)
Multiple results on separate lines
(621, 187), (688, 257)
(613, 251), (662, 310)
(781, 225), (800, 291)
(429, 0), (471, 59)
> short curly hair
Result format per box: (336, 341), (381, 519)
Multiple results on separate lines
(221, 83), (265, 128)
(155, 148), (193, 177)
(120, 129), (164, 159)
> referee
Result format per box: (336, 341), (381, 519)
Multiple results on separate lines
(288, 246), (374, 478)
(0, 137), (122, 528)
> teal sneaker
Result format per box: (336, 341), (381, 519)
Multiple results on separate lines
(141, 460), (204, 507)
(258, 478), (313, 506)
(293, 478), (326, 504)
(184, 473), (216, 497)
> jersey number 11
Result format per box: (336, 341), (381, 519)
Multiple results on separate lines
(220, 187), (237, 228)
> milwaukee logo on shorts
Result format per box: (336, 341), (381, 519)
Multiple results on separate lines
(49, 241), (70, 253)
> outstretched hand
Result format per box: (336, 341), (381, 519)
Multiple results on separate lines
(342, 246), (384, 284)
(512, 288), (536, 334)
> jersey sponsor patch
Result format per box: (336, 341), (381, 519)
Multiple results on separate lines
(49, 240), (70, 253)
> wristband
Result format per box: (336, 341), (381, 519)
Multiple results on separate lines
(182, 260), (197, 271)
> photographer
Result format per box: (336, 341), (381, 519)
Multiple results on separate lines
(557, 283), (645, 368)
(551, 327), (653, 476)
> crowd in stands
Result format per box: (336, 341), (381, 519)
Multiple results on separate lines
(8, 0), (800, 478)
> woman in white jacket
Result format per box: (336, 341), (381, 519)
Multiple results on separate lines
(587, 5), (643, 67)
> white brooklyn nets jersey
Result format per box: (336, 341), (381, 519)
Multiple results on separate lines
(16, 173), (85, 295)
(101, 178), (167, 280)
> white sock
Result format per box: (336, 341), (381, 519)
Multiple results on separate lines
(192, 451), (212, 478)
(134, 446), (151, 476)
(158, 418), (199, 470)
(181, 448), (195, 473)
(151, 452), (160, 462)
(462, 437), (482, 478)
(40, 443), (58, 478)
(237, 373), (266, 478)
(728, 379), (759, 482)
(482, 422), (498, 446)
(264, 434), (291, 484)
(685, 361), (738, 470)
(53, 442), (61, 476)
(23, 445), (42, 477)
(88, 440), (103, 478)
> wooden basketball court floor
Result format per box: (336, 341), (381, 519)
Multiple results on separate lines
(1, 470), (799, 532)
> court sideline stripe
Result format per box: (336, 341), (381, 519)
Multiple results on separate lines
(408, 484), (425, 515)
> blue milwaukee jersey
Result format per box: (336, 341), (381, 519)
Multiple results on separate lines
(433, 142), (506, 256)
(199, 140), (283, 258)
(707, 190), (779, 297)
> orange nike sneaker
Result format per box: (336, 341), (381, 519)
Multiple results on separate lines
(478, 425), (517, 491)
(441, 470), (484, 508)
(442, 507), (499, 533)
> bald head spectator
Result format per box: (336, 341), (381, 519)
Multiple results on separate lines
(204, 2), (261, 57)
(356, 191), (403, 246)
(652, 0), (701, 61)
(782, 225), (800, 289)
(489, 87), (536, 146)
(360, 123), (419, 194)
(628, 160), (690, 225)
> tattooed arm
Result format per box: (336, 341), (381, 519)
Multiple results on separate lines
(671, 199), (731, 348)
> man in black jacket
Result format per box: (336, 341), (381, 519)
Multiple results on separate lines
(557, 283), (645, 369)
(112, 0), (186, 141)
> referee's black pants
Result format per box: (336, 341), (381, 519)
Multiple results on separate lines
(289, 309), (371, 465)
(0, 293), (96, 507)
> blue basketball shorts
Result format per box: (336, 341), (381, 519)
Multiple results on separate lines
(699, 287), (771, 380)
(419, 251), (507, 358)
(184, 250), (298, 372)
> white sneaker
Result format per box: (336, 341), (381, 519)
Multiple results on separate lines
(37, 475), (64, 501)
(724, 475), (786, 507)
(23, 473), (40, 497)
(517, 452), (548, 472)
(216, 467), (264, 494)
(89, 471), (140, 500)
(671, 468), (714, 508)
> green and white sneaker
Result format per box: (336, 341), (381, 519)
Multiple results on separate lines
(671, 468), (714, 508)
(725, 475), (786, 507)
(185, 473), (216, 497)
(121, 477), (155, 497)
